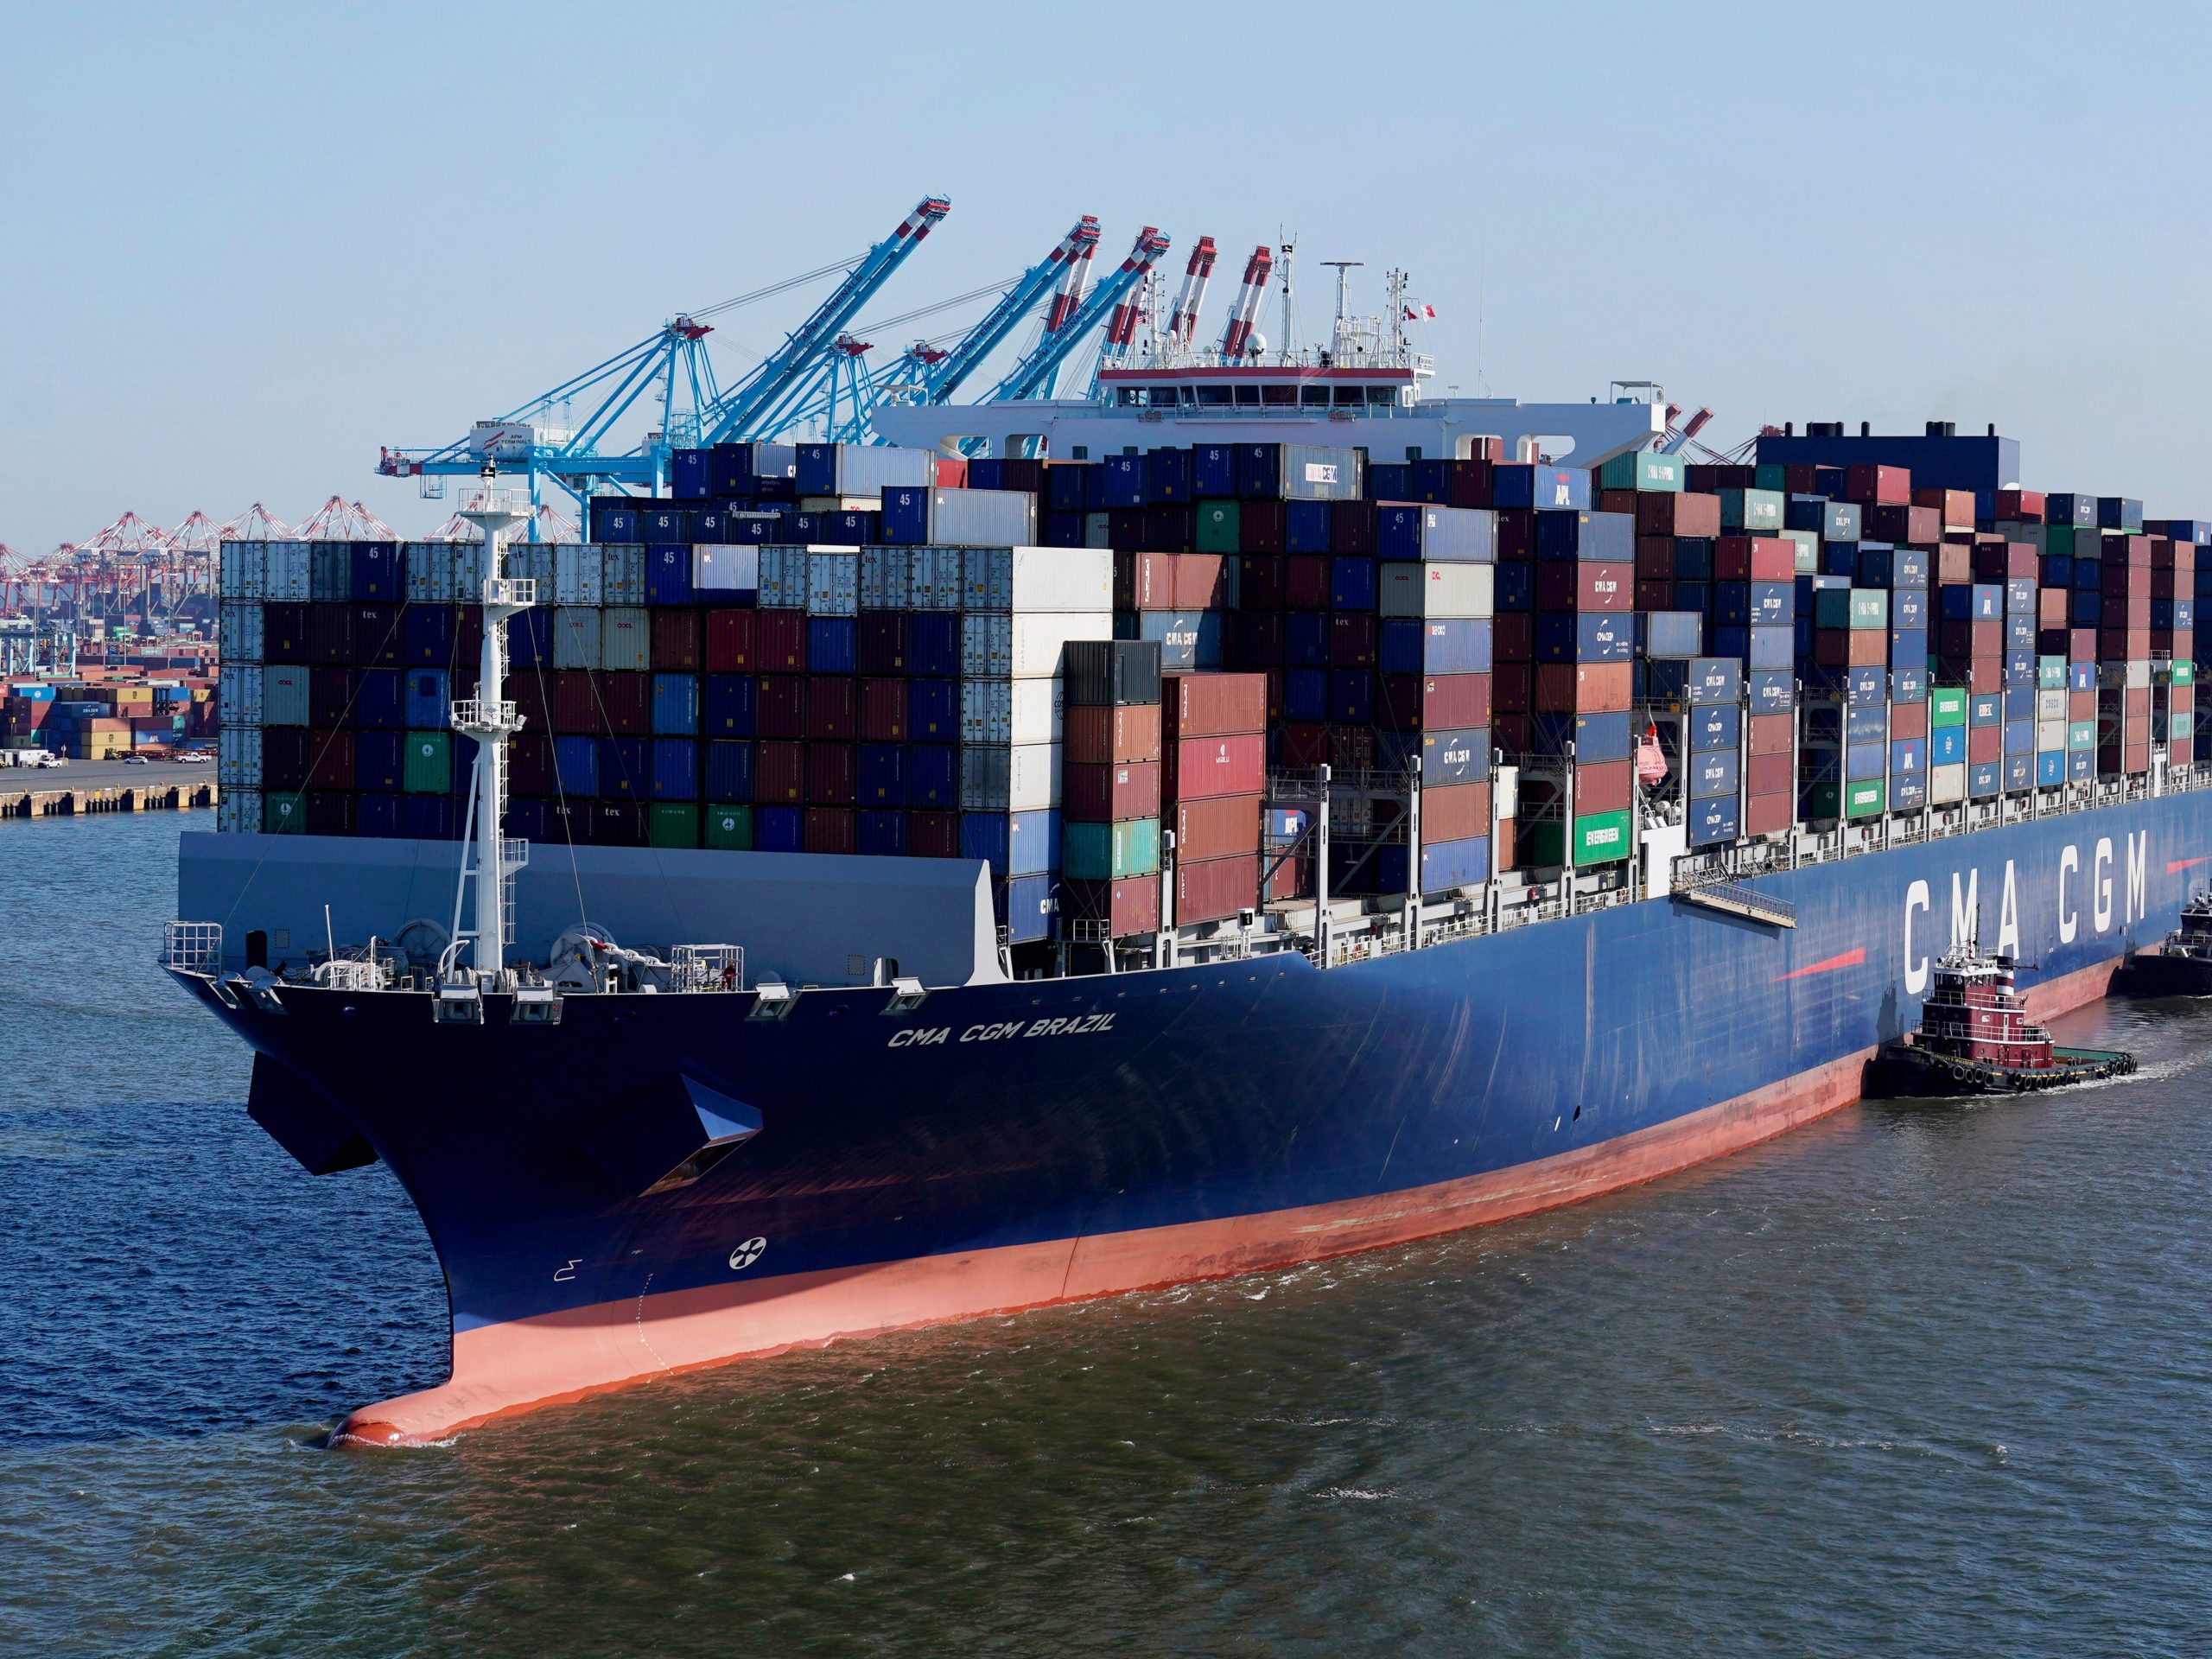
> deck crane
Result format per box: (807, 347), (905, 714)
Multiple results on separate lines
(1165, 236), (1219, 352)
(988, 226), (1173, 404)
(1217, 243), (1274, 359)
(700, 194), (951, 443)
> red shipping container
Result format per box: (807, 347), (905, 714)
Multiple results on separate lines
(1937, 545), (1972, 583)
(1175, 853), (1259, 925)
(1162, 671), (1267, 736)
(1491, 663), (1532, 713)
(1062, 874), (1161, 937)
(309, 665), (353, 727)
(1744, 791), (1794, 836)
(1746, 752), (1792, 796)
(1238, 499), (1287, 554)
(1496, 512), (1535, 560)
(1493, 816), (1517, 868)
(1491, 612), (1534, 663)
(1635, 535), (1675, 580)
(1065, 760), (1161, 821)
(649, 609), (700, 671)
(1233, 609), (1285, 668)
(1330, 500), (1377, 554)
(1117, 550), (1177, 610)
(1713, 537), (1795, 582)
(552, 670), (598, 734)
(1173, 793), (1262, 861)
(1376, 671), (1491, 732)
(455, 607), (485, 666)
(510, 676), (550, 734)
(1287, 556), (1331, 609)
(860, 677), (906, 741)
(2039, 589), (2069, 629)
(757, 675), (804, 739)
(1635, 579), (1675, 612)
(858, 613), (907, 675)
(909, 810), (960, 857)
(803, 806), (855, 855)
(1968, 726), (2002, 764)
(1573, 760), (1631, 816)
(1329, 612), (1378, 668)
(353, 604), (404, 667)
(1688, 464), (1755, 491)
(1846, 463), (1911, 505)
(308, 603), (355, 665)
(1535, 560), (1630, 613)
(1326, 724), (1376, 772)
(1912, 486), (1976, 531)
(1815, 629), (1886, 668)
(509, 733), (553, 797)
(2126, 686), (2152, 719)
(1428, 457), (1496, 507)
(756, 609), (806, 672)
(805, 677), (856, 741)
(1748, 713), (1794, 755)
(1238, 556), (1287, 609)
(755, 740), (804, 804)
(1535, 662), (1630, 714)
(1265, 855), (1311, 903)
(308, 729), (354, 790)
(1264, 667), (1286, 724)
(1971, 658), (1999, 693)
(1597, 488), (1637, 517)
(1492, 713), (1531, 753)
(1066, 703), (1161, 765)
(1636, 493), (1722, 537)
(2069, 628), (2095, 662)
(1173, 553), (1233, 610)
(1165, 734), (1266, 800)
(1421, 780), (1491, 842)
(1145, 503), (1196, 552)
(1890, 701), (1929, 740)
(1994, 488), (2045, 522)
(1277, 721), (1326, 766)
(805, 741), (855, 805)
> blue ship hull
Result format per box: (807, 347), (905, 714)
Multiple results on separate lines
(178, 791), (2212, 1442)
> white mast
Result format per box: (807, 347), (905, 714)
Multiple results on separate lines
(450, 464), (533, 982)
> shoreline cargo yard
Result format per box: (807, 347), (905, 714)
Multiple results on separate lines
(169, 399), (2212, 1446)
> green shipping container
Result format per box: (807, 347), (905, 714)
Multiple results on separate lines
(263, 793), (303, 834)
(1847, 779), (1886, 818)
(1597, 450), (1684, 493)
(2045, 525), (2091, 557)
(1803, 779), (1886, 820)
(649, 803), (701, 849)
(1529, 809), (1633, 867)
(1849, 589), (1888, 630)
(2068, 721), (2097, 751)
(2037, 656), (2067, 690)
(1194, 499), (1242, 554)
(1753, 463), (1788, 493)
(1064, 817), (1162, 880)
(2159, 659), (2195, 686)
(703, 804), (753, 850)
(1930, 689), (1967, 727)
(1779, 528), (1820, 573)
(1719, 487), (1785, 531)
(403, 729), (451, 793)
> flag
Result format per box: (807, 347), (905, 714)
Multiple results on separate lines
(1402, 302), (1436, 320)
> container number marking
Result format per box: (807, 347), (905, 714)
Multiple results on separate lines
(728, 1237), (768, 1272)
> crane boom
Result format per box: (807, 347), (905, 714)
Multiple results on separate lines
(924, 216), (1101, 403)
(1166, 235), (1218, 343)
(703, 194), (951, 442)
(1217, 243), (1274, 359)
(988, 226), (1172, 403)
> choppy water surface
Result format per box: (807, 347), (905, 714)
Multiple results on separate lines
(7, 814), (2212, 1656)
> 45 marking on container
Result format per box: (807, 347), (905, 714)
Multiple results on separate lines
(728, 1237), (768, 1273)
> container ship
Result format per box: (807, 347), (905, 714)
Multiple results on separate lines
(168, 281), (2212, 1446)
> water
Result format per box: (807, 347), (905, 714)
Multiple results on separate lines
(8, 815), (2212, 1657)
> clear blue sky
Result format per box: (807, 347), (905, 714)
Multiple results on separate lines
(3, 0), (2208, 554)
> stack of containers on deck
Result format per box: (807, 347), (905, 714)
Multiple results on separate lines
(2094, 493), (2155, 780)
(2149, 519), (2202, 765)
(1160, 671), (1266, 924)
(1519, 493), (1630, 869)
(1061, 640), (1165, 938)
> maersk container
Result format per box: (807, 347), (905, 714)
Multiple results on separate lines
(1376, 505), (1497, 563)
(959, 743), (1061, 812)
(554, 607), (602, 671)
(601, 608), (652, 673)
(961, 545), (1113, 613)
(962, 677), (1063, 746)
(260, 665), (308, 728)
(264, 541), (311, 601)
(219, 541), (266, 601)
(217, 726), (262, 789)
(1686, 793), (1740, 848)
(795, 442), (935, 498)
(219, 601), (264, 665)
(1378, 562), (1495, 620)
(550, 545), (601, 606)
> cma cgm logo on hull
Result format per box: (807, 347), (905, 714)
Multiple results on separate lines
(887, 1013), (1118, 1049)
(1902, 831), (2149, 995)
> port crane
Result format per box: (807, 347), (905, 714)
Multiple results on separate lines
(988, 226), (1173, 404)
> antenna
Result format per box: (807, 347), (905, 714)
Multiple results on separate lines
(1321, 260), (1363, 327)
(1276, 230), (1298, 363)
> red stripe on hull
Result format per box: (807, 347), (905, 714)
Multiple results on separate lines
(334, 953), (2126, 1448)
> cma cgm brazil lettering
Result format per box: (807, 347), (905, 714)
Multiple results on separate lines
(173, 336), (2212, 1441)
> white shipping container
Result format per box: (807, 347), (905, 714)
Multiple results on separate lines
(218, 788), (262, 836)
(449, 541), (486, 598)
(757, 545), (805, 608)
(693, 545), (760, 592)
(261, 664), (309, 727)
(961, 676), (1064, 746)
(920, 487), (1039, 548)
(264, 541), (312, 601)
(554, 607), (604, 670)
(309, 542), (352, 600)
(507, 543), (557, 590)
(219, 540), (266, 601)
(555, 544), (605, 606)
(599, 543), (646, 605)
(2123, 659), (2152, 690)
(958, 741), (1062, 811)
(218, 725), (263, 789)
(218, 664), (264, 728)
(601, 607), (652, 673)
(797, 493), (883, 513)
(219, 601), (264, 664)
(2036, 687), (2068, 722)
(404, 541), (454, 603)
(962, 546), (1113, 613)
(2037, 719), (2068, 752)
(805, 550), (861, 616)
(906, 547), (964, 610)
(1929, 762), (1967, 805)
(1379, 562), (1495, 620)
(861, 546), (911, 610)
(961, 611), (1112, 680)
(1495, 765), (1518, 822)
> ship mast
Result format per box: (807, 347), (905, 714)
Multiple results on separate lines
(448, 464), (533, 982)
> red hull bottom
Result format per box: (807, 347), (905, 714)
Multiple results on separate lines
(334, 957), (2123, 1447)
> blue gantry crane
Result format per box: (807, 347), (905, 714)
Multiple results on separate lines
(986, 226), (1172, 403)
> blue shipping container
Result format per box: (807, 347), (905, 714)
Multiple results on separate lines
(1331, 557), (1378, 611)
(600, 737), (649, 798)
(651, 738), (697, 799)
(906, 743), (957, 807)
(702, 675), (757, 737)
(1690, 748), (1740, 799)
(652, 674), (699, 735)
(755, 805), (804, 852)
(703, 740), (753, 803)
(963, 809), (1060, 878)
(858, 809), (908, 856)
(1691, 702), (1740, 753)
(1380, 618), (1492, 676)
(554, 735), (600, 798)
(858, 742), (905, 806)
(1687, 793), (1740, 847)
(403, 669), (448, 729)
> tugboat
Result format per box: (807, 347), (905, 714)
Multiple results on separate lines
(2113, 887), (2212, 996)
(1866, 942), (2136, 1096)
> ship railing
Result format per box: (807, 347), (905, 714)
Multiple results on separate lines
(669, 944), (744, 992)
(162, 920), (223, 976)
